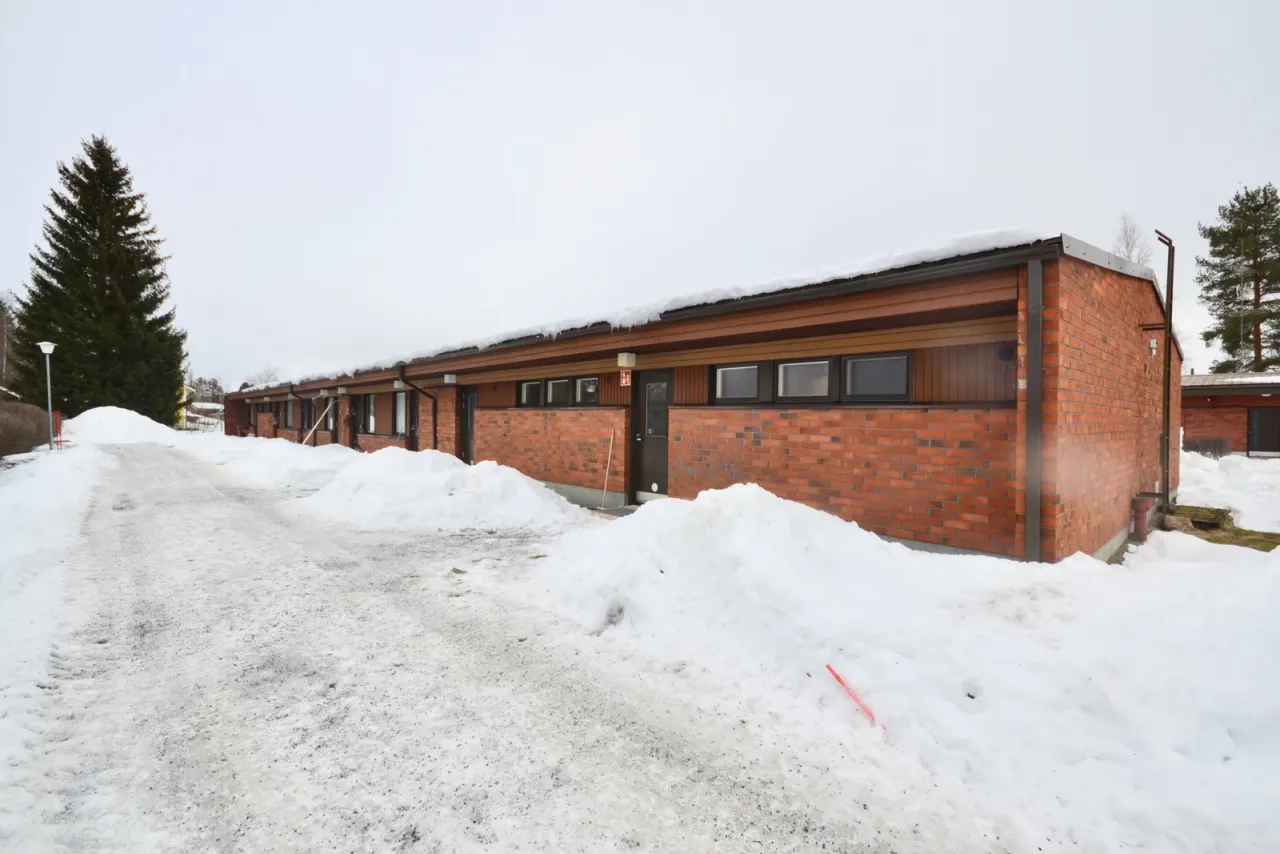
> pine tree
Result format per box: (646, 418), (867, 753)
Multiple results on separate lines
(1195, 183), (1280, 373)
(10, 137), (187, 423)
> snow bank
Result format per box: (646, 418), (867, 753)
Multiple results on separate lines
(297, 447), (589, 530)
(1179, 451), (1280, 532)
(524, 484), (1280, 852)
(62, 406), (178, 445)
(178, 434), (357, 491)
(0, 446), (114, 818)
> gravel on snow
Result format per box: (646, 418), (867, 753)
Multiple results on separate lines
(3, 444), (936, 853)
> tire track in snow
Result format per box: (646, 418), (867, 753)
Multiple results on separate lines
(11, 444), (942, 853)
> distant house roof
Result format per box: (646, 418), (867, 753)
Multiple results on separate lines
(190, 401), (225, 411)
(1183, 372), (1280, 395)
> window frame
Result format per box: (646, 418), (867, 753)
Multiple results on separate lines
(840, 352), (912, 402)
(325, 398), (336, 432)
(517, 380), (542, 408)
(574, 376), (599, 405)
(774, 358), (837, 403)
(711, 362), (770, 404)
(363, 393), (377, 433)
(544, 378), (573, 407)
(393, 391), (407, 436)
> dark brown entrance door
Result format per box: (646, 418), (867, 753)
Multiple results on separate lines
(1248, 407), (1280, 455)
(631, 370), (672, 501)
(459, 386), (478, 463)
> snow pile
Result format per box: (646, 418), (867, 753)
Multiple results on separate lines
(0, 445), (114, 809)
(245, 228), (1059, 390)
(297, 447), (590, 530)
(523, 483), (1280, 852)
(178, 434), (357, 491)
(1179, 451), (1280, 532)
(62, 406), (178, 445)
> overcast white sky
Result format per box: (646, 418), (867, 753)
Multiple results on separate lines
(2, 1), (1277, 385)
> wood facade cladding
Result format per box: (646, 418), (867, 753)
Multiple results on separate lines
(673, 366), (709, 405)
(913, 342), (1016, 403)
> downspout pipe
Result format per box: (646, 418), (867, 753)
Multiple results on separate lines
(1025, 259), (1044, 563)
(1155, 231), (1175, 509)
(398, 366), (438, 451)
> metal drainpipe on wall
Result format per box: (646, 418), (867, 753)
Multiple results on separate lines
(398, 366), (438, 452)
(1024, 259), (1044, 563)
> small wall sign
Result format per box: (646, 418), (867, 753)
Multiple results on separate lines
(620, 369), (632, 387)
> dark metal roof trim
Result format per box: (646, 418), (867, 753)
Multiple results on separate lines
(1183, 386), (1280, 397)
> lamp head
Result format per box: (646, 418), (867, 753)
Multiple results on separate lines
(37, 341), (55, 355)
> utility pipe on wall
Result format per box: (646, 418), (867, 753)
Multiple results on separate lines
(398, 366), (438, 451)
(1155, 231), (1175, 509)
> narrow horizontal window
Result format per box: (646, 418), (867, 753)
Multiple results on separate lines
(519, 381), (542, 406)
(844, 354), (910, 400)
(575, 377), (599, 405)
(715, 365), (759, 400)
(546, 378), (572, 406)
(777, 360), (830, 398)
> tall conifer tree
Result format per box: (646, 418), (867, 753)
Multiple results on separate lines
(10, 137), (186, 422)
(1196, 183), (1280, 373)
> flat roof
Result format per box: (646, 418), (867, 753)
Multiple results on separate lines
(1183, 372), (1280, 395)
(232, 229), (1169, 398)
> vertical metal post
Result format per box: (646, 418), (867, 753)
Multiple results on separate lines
(1024, 260), (1044, 562)
(44, 353), (55, 450)
(1155, 231), (1175, 508)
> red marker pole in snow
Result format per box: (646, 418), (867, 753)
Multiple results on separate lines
(826, 664), (877, 726)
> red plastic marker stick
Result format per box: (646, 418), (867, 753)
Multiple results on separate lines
(826, 664), (876, 726)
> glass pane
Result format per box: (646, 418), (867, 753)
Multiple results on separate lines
(777, 361), (829, 397)
(715, 365), (758, 399)
(547, 379), (571, 405)
(846, 355), (908, 397)
(576, 377), (598, 404)
(520, 382), (541, 406)
(394, 393), (406, 434)
(645, 382), (668, 437)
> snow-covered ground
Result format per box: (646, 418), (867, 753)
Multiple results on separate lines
(1179, 450), (1280, 532)
(2, 409), (1277, 852)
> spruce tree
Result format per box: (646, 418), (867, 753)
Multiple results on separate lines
(1195, 183), (1280, 373)
(10, 137), (187, 423)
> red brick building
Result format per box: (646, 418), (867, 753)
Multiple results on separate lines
(225, 233), (1180, 563)
(1181, 372), (1280, 456)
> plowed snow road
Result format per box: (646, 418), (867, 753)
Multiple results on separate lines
(2, 445), (921, 853)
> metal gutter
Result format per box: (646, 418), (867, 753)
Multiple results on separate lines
(1155, 231), (1175, 509)
(1025, 260), (1045, 563)
(1183, 385), (1280, 397)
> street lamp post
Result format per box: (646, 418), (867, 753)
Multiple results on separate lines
(37, 341), (56, 450)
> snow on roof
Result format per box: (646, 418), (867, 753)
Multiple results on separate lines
(243, 228), (1061, 392)
(189, 401), (225, 410)
(1183, 372), (1280, 389)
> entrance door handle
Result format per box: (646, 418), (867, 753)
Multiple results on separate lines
(635, 434), (643, 441)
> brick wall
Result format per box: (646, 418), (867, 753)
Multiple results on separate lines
(277, 427), (301, 443)
(668, 406), (1018, 555)
(357, 434), (406, 452)
(337, 397), (353, 448)
(420, 386), (460, 455)
(475, 407), (628, 491)
(225, 400), (249, 436)
(1042, 257), (1182, 560)
(1181, 396), (1280, 453)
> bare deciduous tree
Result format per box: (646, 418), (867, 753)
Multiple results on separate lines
(245, 365), (280, 386)
(1113, 213), (1154, 267)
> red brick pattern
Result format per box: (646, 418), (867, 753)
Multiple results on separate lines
(277, 427), (301, 443)
(667, 406), (1018, 555)
(1180, 396), (1280, 454)
(225, 400), (249, 436)
(1041, 258), (1182, 560)
(475, 408), (628, 491)
(423, 386), (459, 455)
(357, 434), (406, 452)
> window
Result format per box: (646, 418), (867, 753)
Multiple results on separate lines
(715, 365), (759, 400)
(364, 394), (377, 433)
(546, 379), (571, 406)
(325, 399), (336, 431)
(393, 391), (407, 436)
(645, 381), (668, 437)
(284, 401), (295, 428)
(300, 400), (311, 430)
(519, 381), (542, 407)
(843, 353), (910, 400)
(777, 360), (831, 399)
(575, 377), (599, 405)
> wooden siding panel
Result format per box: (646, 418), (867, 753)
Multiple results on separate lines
(674, 366), (709, 405)
(477, 381), (516, 408)
(598, 372), (629, 405)
(912, 342), (1015, 403)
